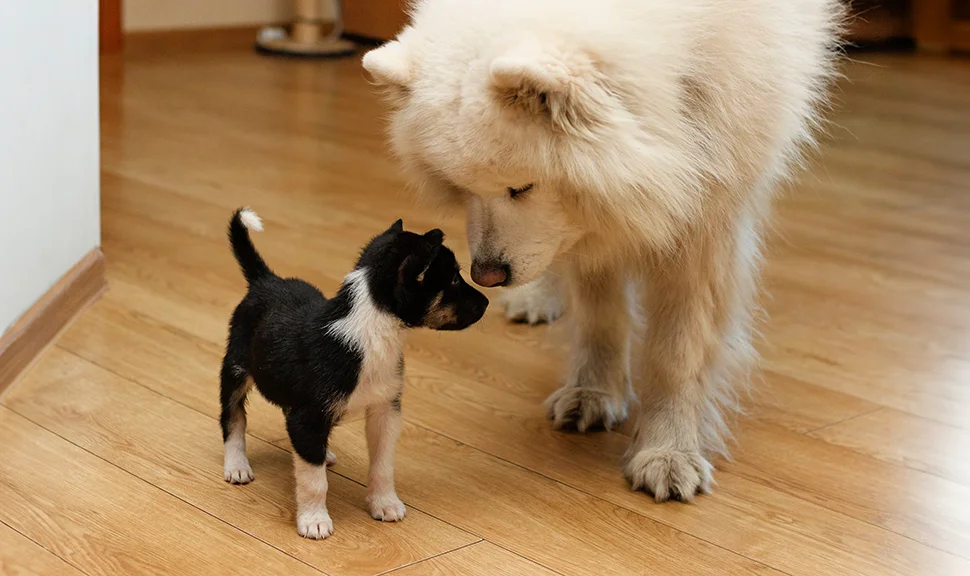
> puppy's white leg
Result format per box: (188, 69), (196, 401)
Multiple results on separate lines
(545, 262), (633, 432)
(222, 378), (254, 484)
(625, 217), (758, 501)
(365, 399), (406, 522)
(501, 265), (566, 325)
(223, 413), (254, 484)
(293, 454), (334, 539)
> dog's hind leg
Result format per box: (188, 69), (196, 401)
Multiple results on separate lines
(220, 348), (254, 484)
(364, 394), (406, 522)
(287, 407), (337, 539)
(545, 262), (634, 432)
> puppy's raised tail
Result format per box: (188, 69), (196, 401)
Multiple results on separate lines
(229, 208), (272, 284)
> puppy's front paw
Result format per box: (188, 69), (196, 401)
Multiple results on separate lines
(624, 449), (712, 503)
(544, 386), (628, 432)
(224, 459), (254, 484)
(325, 449), (337, 466)
(500, 280), (564, 325)
(367, 492), (407, 522)
(297, 510), (334, 539)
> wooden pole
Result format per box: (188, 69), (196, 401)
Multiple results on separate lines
(292, 0), (322, 44)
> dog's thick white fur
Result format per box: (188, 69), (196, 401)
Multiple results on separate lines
(363, 0), (842, 501)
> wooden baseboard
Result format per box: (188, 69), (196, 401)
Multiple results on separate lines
(952, 21), (970, 52)
(100, 0), (123, 54)
(0, 249), (106, 395)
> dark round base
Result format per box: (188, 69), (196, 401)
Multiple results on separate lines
(255, 37), (357, 59)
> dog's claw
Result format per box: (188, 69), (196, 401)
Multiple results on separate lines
(624, 449), (713, 502)
(545, 386), (628, 432)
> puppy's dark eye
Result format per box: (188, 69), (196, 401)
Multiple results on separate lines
(508, 183), (534, 199)
(451, 273), (460, 287)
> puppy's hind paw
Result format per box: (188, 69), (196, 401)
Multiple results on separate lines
(297, 510), (334, 539)
(367, 492), (407, 522)
(224, 460), (254, 484)
(624, 449), (713, 503)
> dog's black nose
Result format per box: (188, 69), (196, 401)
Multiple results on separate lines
(471, 260), (511, 287)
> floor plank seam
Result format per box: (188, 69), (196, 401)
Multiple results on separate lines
(806, 409), (970, 487)
(803, 407), (884, 435)
(0, 516), (95, 576)
(49, 344), (488, 546)
(375, 539), (484, 576)
(725, 466), (970, 562)
(477, 541), (573, 576)
(0, 405), (334, 576)
(50, 344), (240, 439)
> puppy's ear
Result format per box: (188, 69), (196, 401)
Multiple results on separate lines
(398, 249), (438, 286)
(422, 228), (444, 247)
(489, 39), (613, 136)
(399, 230), (443, 286)
(390, 219), (404, 233)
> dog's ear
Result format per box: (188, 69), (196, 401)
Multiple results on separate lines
(489, 39), (613, 136)
(363, 40), (411, 86)
(363, 40), (413, 106)
(389, 219), (404, 233)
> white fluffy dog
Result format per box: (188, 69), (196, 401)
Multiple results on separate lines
(363, 0), (842, 501)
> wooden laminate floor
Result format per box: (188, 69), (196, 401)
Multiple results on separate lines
(2, 42), (970, 575)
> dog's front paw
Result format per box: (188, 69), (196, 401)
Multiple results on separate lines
(544, 386), (628, 432)
(325, 449), (336, 466)
(297, 510), (334, 539)
(367, 492), (407, 522)
(500, 279), (564, 325)
(624, 449), (712, 503)
(224, 459), (254, 484)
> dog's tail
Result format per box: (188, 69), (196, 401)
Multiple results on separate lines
(229, 208), (272, 284)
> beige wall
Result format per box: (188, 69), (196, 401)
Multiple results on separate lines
(0, 1), (100, 334)
(124, 0), (336, 32)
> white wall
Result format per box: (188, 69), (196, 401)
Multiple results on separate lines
(124, 0), (336, 32)
(0, 1), (101, 334)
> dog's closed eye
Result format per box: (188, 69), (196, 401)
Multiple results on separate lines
(508, 183), (534, 199)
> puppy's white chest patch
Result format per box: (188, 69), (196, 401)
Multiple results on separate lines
(346, 348), (402, 412)
(327, 269), (404, 413)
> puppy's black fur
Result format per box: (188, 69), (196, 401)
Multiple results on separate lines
(220, 209), (488, 467)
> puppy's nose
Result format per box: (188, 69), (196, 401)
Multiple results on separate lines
(471, 260), (511, 287)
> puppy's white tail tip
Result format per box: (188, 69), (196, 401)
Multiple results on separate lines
(239, 208), (263, 232)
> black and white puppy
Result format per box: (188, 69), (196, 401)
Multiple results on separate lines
(220, 208), (488, 539)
